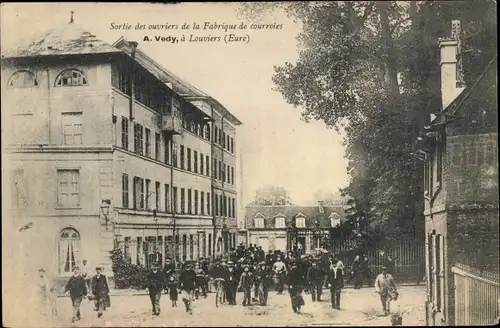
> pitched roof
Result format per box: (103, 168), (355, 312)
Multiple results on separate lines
(113, 37), (242, 126)
(444, 55), (497, 116)
(1, 22), (121, 58)
(245, 205), (346, 229)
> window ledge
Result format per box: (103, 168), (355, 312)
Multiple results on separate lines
(55, 206), (82, 210)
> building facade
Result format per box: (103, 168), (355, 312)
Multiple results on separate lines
(1, 21), (242, 284)
(415, 21), (498, 326)
(244, 203), (346, 253)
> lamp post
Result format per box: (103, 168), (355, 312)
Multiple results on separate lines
(287, 221), (297, 253)
(313, 219), (322, 251)
(222, 223), (229, 257)
(330, 215), (341, 255)
(100, 199), (111, 230)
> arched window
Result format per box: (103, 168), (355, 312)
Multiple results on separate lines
(7, 70), (38, 88)
(55, 69), (88, 87)
(58, 228), (81, 274)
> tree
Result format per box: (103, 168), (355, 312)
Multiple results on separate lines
(250, 185), (293, 206)
(237, 1), (497, 237)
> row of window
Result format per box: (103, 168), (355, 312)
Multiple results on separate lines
(214, 125), (235, 153)
(122, 233), (237, 266)
(111, 64), (236, 154)
(253, 214), (341, 229)
(121, 174), (236, 218)
(122, 118), (236, 185)
(57, 227), (238, 274)
(7, 69), (88, 88)
(112, 62), (169, 114)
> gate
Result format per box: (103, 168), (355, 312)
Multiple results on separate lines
(452, 264), (500, 325)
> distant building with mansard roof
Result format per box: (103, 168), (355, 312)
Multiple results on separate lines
(244, 202), (346, 253)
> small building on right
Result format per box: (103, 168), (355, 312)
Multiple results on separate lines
(415, 21), (499, 326)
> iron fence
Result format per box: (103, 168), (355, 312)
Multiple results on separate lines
(452, 264), (500, 326)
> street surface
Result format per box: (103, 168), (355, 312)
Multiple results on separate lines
(38, 286), (426, 327)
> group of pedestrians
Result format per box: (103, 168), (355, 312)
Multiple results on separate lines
(45, 244), (404, 325)
(63, 265), (110, 323)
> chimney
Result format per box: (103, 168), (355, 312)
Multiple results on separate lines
(439, 20), (466, 110)
(318, 200), (324, 213)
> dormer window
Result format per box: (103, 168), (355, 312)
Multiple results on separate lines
(254, 213), (265, 228)
(7, 70), (38, 88)
(330, 213), (341, 228)
(295, 213), (306, 228)
(55, 69), (88, 87)
(275, 214), (286, 229)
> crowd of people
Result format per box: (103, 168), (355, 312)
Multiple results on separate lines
(44, 243), (403, 325)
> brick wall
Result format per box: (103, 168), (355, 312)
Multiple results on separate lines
(446, 134), (499, 204)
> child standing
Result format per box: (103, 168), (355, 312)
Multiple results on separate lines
(389, 291), (403, 326)
(168, 275), (178, 307)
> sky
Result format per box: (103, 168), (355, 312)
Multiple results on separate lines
(1, 2), (349, 206)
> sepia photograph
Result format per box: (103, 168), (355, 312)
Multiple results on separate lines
(1, 1), (498, 327)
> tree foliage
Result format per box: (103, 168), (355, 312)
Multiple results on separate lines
(250, 185), (293, 205)
(110, 248), (149, 289)
(238, 1), (497, 238)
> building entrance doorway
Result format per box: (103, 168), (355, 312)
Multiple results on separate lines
(297, 237), (306, 253)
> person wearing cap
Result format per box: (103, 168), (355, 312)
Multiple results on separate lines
(194, 262), (207, 299)
(286, 261), (305, 313)
(388, 290), (404, 326)
(254, 261), (270, 305)
(238, 266), (254, 306)
(64, 266), (87, 322)
(273, 255), (287, 294)
(328, 256), (344, 310)
(178, 262), (196, 314)
(307, 260), (324, 302)
(91, 266), (110, 318)
(147, 264), (165, 315)
(224, 261), (238, 305)
(375, 266), (397, 316)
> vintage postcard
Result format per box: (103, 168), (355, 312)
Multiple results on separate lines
(1, 2), (498, 327)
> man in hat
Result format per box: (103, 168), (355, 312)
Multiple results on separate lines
(224, 261), (238, 305)
(307, 260), (324, 302)
(273, 255), (287, 294)
(328, 256), (344, 310)
(163, 258), (175, 294)
(147, 264), (165, 315)
(254, 261), (270, 305)
(351, 255), (362, 289)
(179, 262), (196, 314)
(64, 266), (87, 322)
(238, 266), (254, 306)
(91, 266), (110, 318)
(375, 266), (397, 316)
(265, 250), (274, 266)
(194, 262), (207, 299)
(286, 261), (305, 313)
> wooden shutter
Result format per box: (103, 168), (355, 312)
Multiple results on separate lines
(432, 234), (438, 306)
(439, 235), (446, 313)
(425, 234), (431, 299)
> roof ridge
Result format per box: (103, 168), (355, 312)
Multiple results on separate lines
(2, 21), (119, 58)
